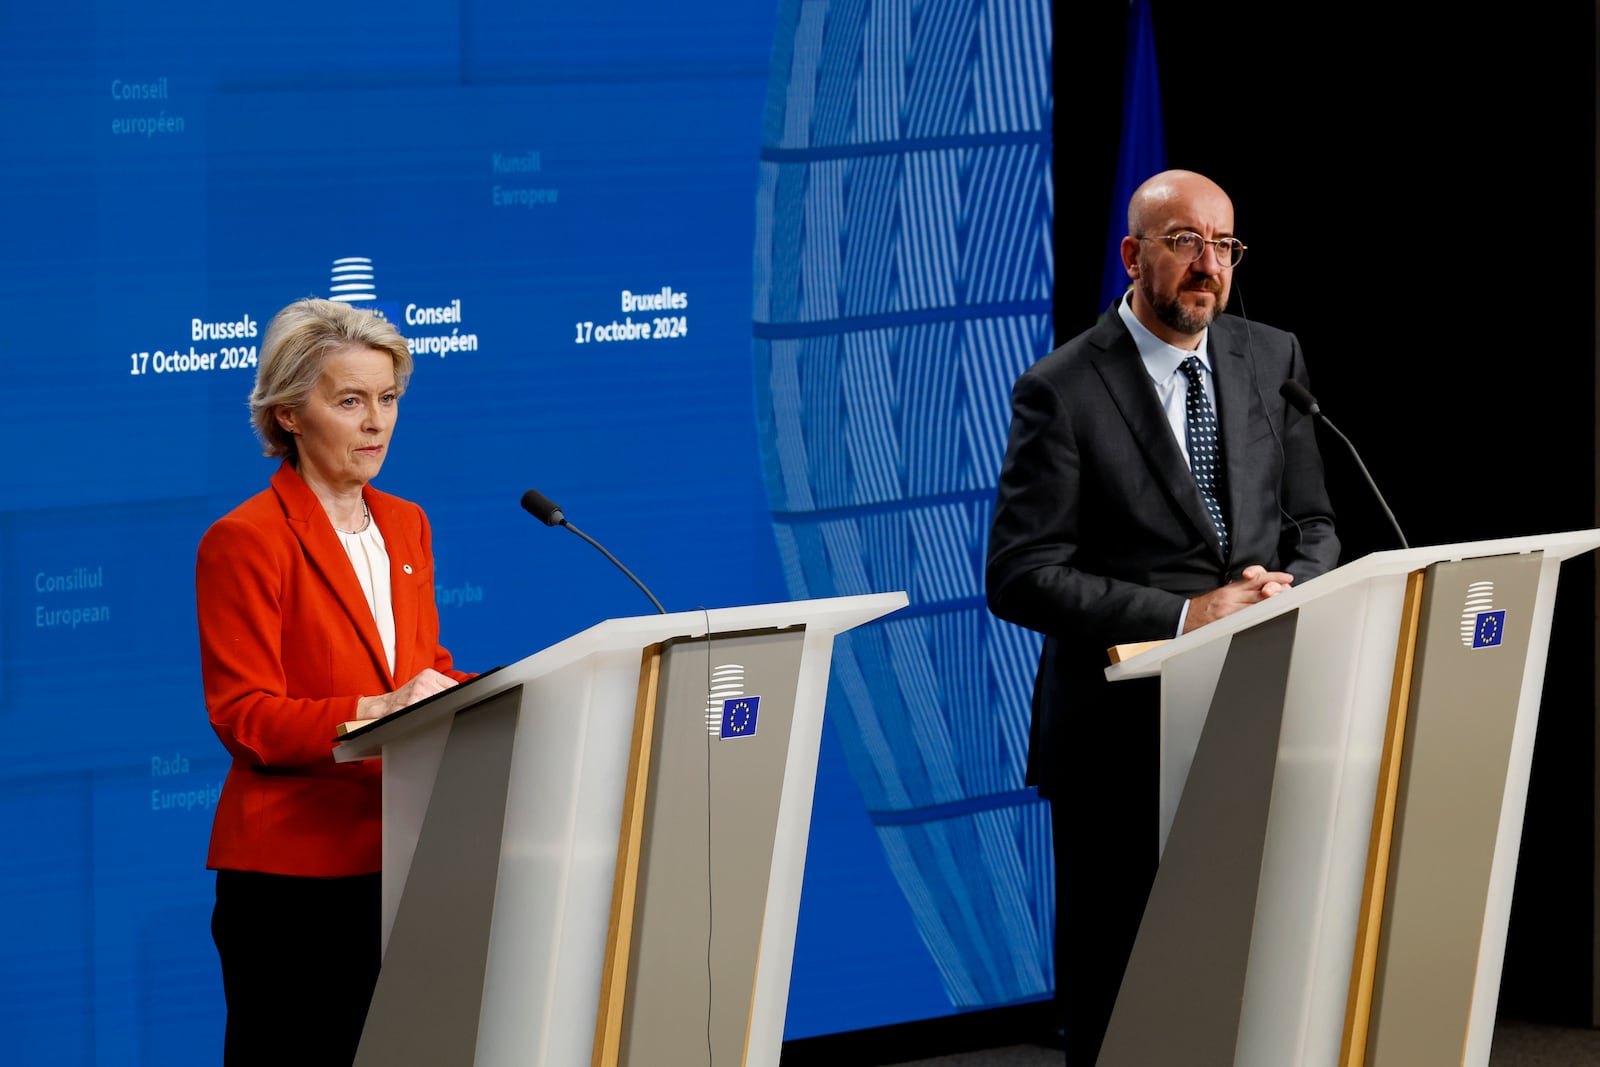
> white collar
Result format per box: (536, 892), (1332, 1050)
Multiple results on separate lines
(1116, 291), (1213, 382)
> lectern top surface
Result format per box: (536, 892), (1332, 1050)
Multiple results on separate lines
(331, 591), (910, 761)
(333, 663), (510, 745)
(1104, 530), (1600, 680)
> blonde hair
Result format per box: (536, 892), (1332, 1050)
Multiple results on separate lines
(249, 298), (414, 459)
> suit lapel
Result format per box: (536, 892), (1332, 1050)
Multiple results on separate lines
(271, 463), (397, 688)
(1210, 320), (1255, 567)
(1090, 317), (1226, 560)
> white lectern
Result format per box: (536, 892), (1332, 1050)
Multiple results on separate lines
(1097, 531), (1600, 1067)
(332, 592), (907, 1067)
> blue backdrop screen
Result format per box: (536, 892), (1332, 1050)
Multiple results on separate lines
(0, 1), (1055, 1060)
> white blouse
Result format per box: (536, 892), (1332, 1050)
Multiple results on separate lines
(334, 518), (397, 674)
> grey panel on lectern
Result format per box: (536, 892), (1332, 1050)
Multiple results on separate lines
(1099, 610), (1299, 1067)
(355, 686), (522, 1067)
(1366, 553), (1542, 1065)
(618, 629), (807, 1067)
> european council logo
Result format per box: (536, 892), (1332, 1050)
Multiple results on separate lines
(719, 697), (761, 740)
(1460, 580), (1507, 649)
(329, 257), (377, 303)
(326, 256), (401, 324)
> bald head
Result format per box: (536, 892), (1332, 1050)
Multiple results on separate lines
(1126, 170), (1233, 237)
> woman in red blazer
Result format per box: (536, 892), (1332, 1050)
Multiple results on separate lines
(196, 297), (473, 1066)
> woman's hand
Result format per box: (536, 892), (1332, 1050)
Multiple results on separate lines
(354, 668), (460, 720)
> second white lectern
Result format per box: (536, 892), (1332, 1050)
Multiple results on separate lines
(1096, 531), (1600, 1067)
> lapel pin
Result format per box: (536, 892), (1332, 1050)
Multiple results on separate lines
(402, 564), (413, 574)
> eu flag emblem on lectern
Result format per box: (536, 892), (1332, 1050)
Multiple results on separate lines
(1472, 610), (1507, 648)
(720, 697), (760, 739)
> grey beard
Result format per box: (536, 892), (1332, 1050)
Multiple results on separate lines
(1151, 286), (1226, 336)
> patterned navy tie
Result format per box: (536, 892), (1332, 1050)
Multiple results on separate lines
(1179, 356), (1228, 557)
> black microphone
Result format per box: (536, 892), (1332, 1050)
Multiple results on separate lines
(519, 488), (564, 526)
(1279, 381), (1408, 549)
(520, 488), (666, 613)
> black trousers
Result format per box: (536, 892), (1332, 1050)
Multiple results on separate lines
(212, 869), (382, 1067)
(1049, 676), (1159, 1067)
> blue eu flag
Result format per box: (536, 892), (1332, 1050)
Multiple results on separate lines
(1100, 0), (1167, 313)
(1472, 610), (1506, 648)
(720, 696), (761, 739)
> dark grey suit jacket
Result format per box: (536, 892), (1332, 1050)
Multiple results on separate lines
(986, 305), (1339, 798)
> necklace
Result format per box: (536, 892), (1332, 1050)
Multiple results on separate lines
(334, 498), (371, 535)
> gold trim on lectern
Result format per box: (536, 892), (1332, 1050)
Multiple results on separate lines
(1339, 570), (1427, 1067)
(593, 644), (664, 1067)
(1107, 639), (1168, 664)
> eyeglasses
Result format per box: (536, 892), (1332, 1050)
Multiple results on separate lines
(1138, 231), (1247, 268)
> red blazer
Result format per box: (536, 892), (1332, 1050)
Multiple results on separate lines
(196, 462), (471, 877)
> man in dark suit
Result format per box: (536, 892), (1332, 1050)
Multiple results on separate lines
(986, 170), (1338, 1064)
